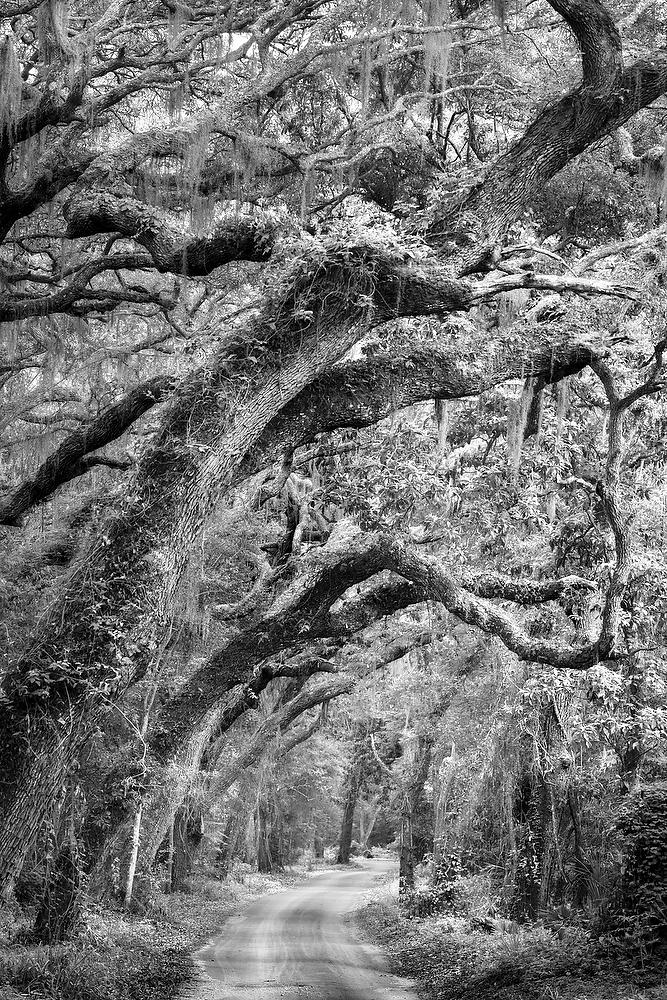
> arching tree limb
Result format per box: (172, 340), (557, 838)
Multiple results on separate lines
(154, 524), (598, 761)
(235, 334), (603, 485)
(1, 272), (619, 527)
(209, 674), (356, 797)
(548, 0), (622, 87)
(0, 377), (175, 527)
(63, 196), (276, 276)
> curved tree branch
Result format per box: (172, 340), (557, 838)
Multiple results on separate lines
(0, 253), (162, 322)
(63, 195), (276, 276)
(209, 673), (356, 795)
(154, 525), (598, 760)
(0, 376), (176, 526)
(1, 270), (621, 527)
(548, 0), (622, 87)
(235, 334), (604, 485)
(428, 0), (667, 264)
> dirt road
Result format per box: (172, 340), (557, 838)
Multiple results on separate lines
(193, 859), (416, 1000)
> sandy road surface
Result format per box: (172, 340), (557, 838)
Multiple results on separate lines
(192, 859), (416, 1000)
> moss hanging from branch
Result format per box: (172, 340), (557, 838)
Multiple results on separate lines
(434, 398), (449, 452)
(506, 378), (535, 476)
(0, 33), (22, 145)
(36, 0), (72, 66)
(424, 0), (451, 101)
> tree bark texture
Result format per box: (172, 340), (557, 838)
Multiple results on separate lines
(1, 334), (605, 531)
(256, 800), (273, 874)
(336, 772), (363, 865)
(155, 524), (600, 766)
(399, 736), (433, 896)
(433, 744), (457, 869)
(0, 377), (175, 526)
(33, 844), (82, 944)
(169, 802), (204, 893)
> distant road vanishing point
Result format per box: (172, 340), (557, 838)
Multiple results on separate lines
(193, 859), (417, 1000)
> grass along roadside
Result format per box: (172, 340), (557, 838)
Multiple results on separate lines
(356, 885), (667, 1000)
(0, 870), (294, 1000)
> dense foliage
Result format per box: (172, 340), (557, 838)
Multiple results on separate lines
(1, 0), (666, 996)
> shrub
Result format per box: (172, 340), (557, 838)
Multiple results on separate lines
(359, 895), (607, 1000)
(403, 853), (466, 916)
(616, 781), (667, 945)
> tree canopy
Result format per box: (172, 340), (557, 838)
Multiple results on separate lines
(0, 0), (666, 971)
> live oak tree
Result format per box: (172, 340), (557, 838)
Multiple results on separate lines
(1, 0), (667, 910)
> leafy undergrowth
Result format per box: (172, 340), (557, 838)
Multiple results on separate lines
(358, 895), (667, 1000)
(0, 871), (288, 1000)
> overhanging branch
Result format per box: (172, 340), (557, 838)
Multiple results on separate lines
(0, 376), (176, 526)
(64, 194), (276, 276)
(154, 525), (599, 760)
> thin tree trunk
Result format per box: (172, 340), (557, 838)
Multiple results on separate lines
(433, 743), (456, 869)
(217, 813), (244, 879)
(567, 783), (592, 906)
(619, 655), (645, 794)
(171, 806), (191, 892)
(337, 724), (370, 864)
(257, 801), (273, 874)
(399, 736), (433, 897)
(528, 700), (571, 917)
(88, 703), (223, 898)
(399, 797), (416, 897)
(165, 817), (175, 891)
(33, 843), (82, 944)
(33, 787), (82, 944)
(537, 779), (556, 914)
(124, 805), (143, 909)
(336, 771), (362, 864)
(359, 795), (381, 851)
(124, 683), (157, 907)
(245, 813), (256, 868)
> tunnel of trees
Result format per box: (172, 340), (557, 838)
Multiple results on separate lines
(0, 0), (666, 991)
